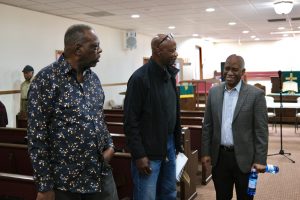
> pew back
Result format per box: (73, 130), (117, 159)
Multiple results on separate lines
(0, 127), (27, 144)
(0, 172), (36, 200)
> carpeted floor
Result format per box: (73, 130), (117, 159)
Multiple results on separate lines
(195, 124), (300, 200)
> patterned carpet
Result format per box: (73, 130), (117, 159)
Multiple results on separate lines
(195, 124), (300, 200)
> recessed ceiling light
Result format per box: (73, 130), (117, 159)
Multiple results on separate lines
(242, 30), (249, 34)
(131, 14), (140, 18)
(250, 35), (256, 38)
(168, 26), (176, 29)
(278, 27), (285, 30)
(298, 26), (300, 29)
(206, 8), (215, 12)
(283, 34), (289, 37)
(192, 34), (199, 37)
(254, 38), (260, 41)
(228, 22), (236, 26)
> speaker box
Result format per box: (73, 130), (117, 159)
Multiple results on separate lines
(125, 31), (137, 50)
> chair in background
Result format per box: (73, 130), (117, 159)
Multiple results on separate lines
(265, 96), (277, 132)
(254, 83), (266, 95)
(295, 97), (300, 133)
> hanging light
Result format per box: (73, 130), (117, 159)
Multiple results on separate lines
(273, 1), (294, 15)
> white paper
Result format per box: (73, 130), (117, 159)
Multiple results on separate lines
(176, 152), (188, 182)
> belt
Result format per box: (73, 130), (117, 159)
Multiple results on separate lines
(220, 145), (234, 152)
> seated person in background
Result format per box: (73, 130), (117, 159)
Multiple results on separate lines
(0, 100), (8, 127)
(19, 65), (34, 118)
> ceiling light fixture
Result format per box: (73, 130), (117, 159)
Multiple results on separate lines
(168, 26), (176, 29)
(278, 27), (285, 30)
(273, 1), (294, 15)
(228, 22), (236, 26)
(242, 30), (249, 34)
(131, 14), (140, 18)
(192, 34), (199, 37)
(206, 8), (215, 12)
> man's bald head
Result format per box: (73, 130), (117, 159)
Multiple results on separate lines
(150, 34), (177, 67)
(151, 34), (167, 50)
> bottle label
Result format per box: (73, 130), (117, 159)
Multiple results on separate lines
(268, 165), (274, 171)
(248, 179), (257, 188)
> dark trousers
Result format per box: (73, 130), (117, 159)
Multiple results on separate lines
(54, 170), (118, 200)
(212, 148), (253, 200)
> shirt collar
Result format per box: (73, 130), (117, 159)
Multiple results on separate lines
(57, 54), (91, 76)
(149, 57), (179, 79)
(225, 80), (242, 92)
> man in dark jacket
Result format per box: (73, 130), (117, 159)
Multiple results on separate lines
(124, 34), (182, 200)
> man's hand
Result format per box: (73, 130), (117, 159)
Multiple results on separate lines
(102, 147), (115, 162)
(201, 156), (211, 170)
(136, 157), (152, 175)
(36, 191), (55, 200)
(252, 163), (266, 173)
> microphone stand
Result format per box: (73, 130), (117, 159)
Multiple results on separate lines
(268, 71), (295, 163)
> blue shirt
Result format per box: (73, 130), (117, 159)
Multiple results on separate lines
(27, 55), (113, 193)
(221, 80), (242, 146)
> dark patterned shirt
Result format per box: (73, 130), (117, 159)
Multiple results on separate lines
(27, 55), (113, 193)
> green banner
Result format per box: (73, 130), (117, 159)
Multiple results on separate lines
(179, 85), (194, 98)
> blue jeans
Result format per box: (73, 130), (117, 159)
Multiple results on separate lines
(131, 134), (176, 200)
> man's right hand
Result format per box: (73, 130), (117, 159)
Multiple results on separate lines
(135, 157), (152, 175)
(36, 191), (55, 200)
(201, 156), (211, 170)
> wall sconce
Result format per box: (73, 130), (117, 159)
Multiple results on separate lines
(274, 1), (294, 15)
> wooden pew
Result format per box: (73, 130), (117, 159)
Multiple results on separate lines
(0, 172), (36, 200)
(180, 110), (204, 118)
(104, 114), (124, 123)
(104, 109), (124, 115)
(180, 127), (198, 200)
(111, 152), (133, 200)
(0, 142), (132, 200)
(187, 126), (212, 185)
(104, 109), (205, 118)
(111, 133), (127, 152)
(180, 117), (203, 126)
(105, 114), (203, 127)
(0, 127), (27, 144)
(107, 122), (124, 134)
(0, 143), (32, 175)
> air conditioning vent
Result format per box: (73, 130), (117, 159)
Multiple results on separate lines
(268, 18), (286, 22)
(84, 11), (114, 17)
(291, 17), (300, 21)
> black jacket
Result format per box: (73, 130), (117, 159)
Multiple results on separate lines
(124, 59), (182, 160)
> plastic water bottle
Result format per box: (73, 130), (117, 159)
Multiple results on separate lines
(265, 164), (279, 174)
(247, 169), (258, 196)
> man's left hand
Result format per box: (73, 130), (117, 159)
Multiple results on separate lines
(102, 147), (115, 162)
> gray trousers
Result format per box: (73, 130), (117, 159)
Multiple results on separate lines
(54, 170), (118, 200)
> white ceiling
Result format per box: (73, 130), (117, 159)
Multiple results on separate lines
(1, 0), (300, 42)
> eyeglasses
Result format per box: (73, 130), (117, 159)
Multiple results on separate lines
(158, 33), (174, 46)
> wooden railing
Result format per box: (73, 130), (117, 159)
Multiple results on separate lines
(0, 82), (127, 95)
(0, 90), (20, 95)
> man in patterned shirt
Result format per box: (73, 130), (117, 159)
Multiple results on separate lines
(27, 24), (118, 200)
